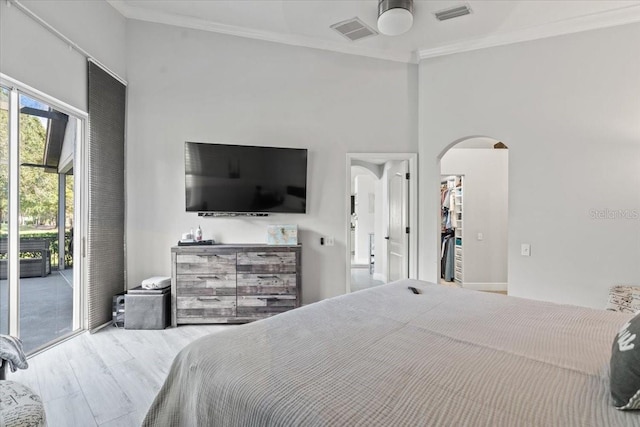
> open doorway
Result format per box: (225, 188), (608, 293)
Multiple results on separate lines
(346, 153), (418, 293)
(0, 75), (86, 354)
(438, 138), (509, 293)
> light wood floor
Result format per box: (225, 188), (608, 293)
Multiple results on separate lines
(10, 324), (231, 427)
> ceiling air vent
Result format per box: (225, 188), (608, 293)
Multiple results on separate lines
(330, 17), (378, 41)
(434, 4), (472, 21)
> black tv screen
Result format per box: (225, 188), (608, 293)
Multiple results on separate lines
(185, 142), (308, 213)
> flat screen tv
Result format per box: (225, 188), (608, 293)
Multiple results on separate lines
(185, 142), (308, 214)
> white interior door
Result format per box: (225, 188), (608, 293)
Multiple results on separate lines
(387, 160), (409, 282)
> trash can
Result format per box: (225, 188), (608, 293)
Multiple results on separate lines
(124, 286), (171, 330)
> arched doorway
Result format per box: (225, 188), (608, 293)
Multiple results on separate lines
(437, 137), (509, 293)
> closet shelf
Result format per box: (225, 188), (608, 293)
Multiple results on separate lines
(441, 176), (463, 284)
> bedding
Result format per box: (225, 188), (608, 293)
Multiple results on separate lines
(143, 279), (640, 426)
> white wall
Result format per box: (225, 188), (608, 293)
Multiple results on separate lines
(441, 148), (508, 290)
(373, 176), (384, 281)
(0, 0), (126, 111)
(125, 20), (418, 303)
(354, 174), (376, 265)
(419, 23), (640, 308)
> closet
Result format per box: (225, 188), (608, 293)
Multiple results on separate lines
(441, 176), (463, 284)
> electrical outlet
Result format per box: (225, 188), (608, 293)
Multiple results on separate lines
(326, 236), (335, 246)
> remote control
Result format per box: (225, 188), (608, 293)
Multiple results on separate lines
(408, 286), (421, 294)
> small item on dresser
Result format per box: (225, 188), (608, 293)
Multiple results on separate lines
(267, 224), (298, 245)
(196, 225), (203, 241)
(141, 276), (171, 290)
(180, 231), (194, 244)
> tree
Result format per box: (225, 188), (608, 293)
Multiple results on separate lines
(19, 112), (58, 226)
(0, 89), (9, 227)
(0, 94), (60, 228)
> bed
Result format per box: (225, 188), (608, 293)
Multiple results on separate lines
(143, 279), (640, 426)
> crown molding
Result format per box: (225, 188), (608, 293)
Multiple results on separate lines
(106, 1), (640, 65)
(106, 0), (418, 64)
(418, 4), (640, 60)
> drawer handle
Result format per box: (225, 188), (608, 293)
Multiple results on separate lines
(197, 275), (221, 280)
(258, 297), (279, 302)
(257, 275), (280, 280)
(197, 296), (221, 301)
(257, 254), (280, 257)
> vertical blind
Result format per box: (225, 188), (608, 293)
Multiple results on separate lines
(87, 61), (126, 331)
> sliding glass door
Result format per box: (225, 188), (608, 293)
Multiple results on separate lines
(0, 79), (85, 354)
(0, 86), (9, 335)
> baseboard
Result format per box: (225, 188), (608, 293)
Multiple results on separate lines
(89, 320), (114, 334)
(351, 263), (369, 269)
(463, 282), (508, 292)
(373, 273), (386, 282)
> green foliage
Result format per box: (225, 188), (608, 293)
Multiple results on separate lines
(19, 113), (59, 226)
(0, 232), (73, 268)
(0, 93), (74, 267)
(0, 103), (73, 229)
(0, 108), (7, 224)
(21, 232), (73, 268)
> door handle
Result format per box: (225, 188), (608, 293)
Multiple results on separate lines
(384, 236), (390, 240)
(197, 296), (221, 302)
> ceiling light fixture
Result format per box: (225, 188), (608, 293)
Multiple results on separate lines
(377, 0), (414, 36)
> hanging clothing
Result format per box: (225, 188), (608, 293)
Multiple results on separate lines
(440, 230), (455, 281)
(444, 237), (455, 282)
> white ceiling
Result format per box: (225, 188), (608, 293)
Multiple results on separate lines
(107, 0), (640, 63)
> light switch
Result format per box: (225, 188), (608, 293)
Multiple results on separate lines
(521, 243), (531, 257)
(477, 232), (483, 241)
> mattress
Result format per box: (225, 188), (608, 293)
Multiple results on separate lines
(143, 279), (640, 426)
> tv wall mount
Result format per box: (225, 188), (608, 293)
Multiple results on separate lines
(198, 212), (270, 217)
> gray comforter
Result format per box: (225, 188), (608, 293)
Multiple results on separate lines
(143, 280), (640, 426)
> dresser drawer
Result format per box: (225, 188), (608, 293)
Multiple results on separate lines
(176, 254), (236, 275)
(237, 252), (296, 273)
(237, 295), (296, 316)
(237, 273), (297, 296)
(175, 274), (236, 296)
(176, 295), (236, 318)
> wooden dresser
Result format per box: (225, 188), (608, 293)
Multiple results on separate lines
(171, 244), (301, 326)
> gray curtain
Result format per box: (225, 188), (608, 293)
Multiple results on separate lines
(87, 61), (126, 331)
